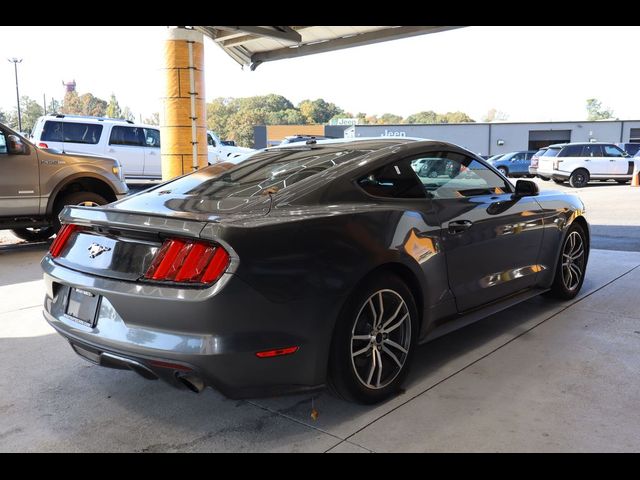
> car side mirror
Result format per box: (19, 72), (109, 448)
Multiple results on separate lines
(7, 134), (27, 155)
(514, 179), (539, 197)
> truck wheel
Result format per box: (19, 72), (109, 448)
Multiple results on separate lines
(51, 191), (109, 232)
(11, 227), (56, 242)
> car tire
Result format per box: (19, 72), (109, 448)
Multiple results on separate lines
(547, 223), (588, 300)
(327, 273), (418, 404)
(616, 180), (628, 184)
(497, 166), (508, 177)
(568, 169), (589, 188)
(51, 191), (109, 232)
(552, 179), (565, 184)
(11, 227), (56, 242)
(539, 176), (550, 181)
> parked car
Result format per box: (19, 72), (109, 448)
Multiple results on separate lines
(279, 134), (336, 145)
(206, 131), (254, 164)
(616, 142), (640, 156)
(528, 147), (550, 180)
(42, 138), (589, 404)
(488, 150), (537, 177)
(31, 114), (161, 179)
(0, 121), (128, 241)
(537, 142), (634, 187)
(486, 154), (504, 163)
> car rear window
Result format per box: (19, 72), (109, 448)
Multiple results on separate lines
(533, 149), (547, 157)
(161, 147), (372, 199)
(41, 120), (103, 144)
(542, 148), (561, 157)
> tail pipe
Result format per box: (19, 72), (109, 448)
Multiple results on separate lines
(176, 373), (205, 393)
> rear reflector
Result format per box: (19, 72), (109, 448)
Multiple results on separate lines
(255, 346), (299, 358)
(38, 142), (48, 148)
(49, 224), (82, 258)
(144, 238), (230, 286)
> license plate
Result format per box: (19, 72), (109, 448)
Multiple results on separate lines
(66, 287), (100, 328)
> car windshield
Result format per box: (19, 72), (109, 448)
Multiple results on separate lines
(162, 148), (371, 199)
(533, 149), (547, 156)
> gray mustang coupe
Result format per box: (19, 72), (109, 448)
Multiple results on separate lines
(41, 138), (589, 404)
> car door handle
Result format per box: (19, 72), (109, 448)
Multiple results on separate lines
(448, 220), (473, 234)
(610, 159), (616, 162)
(108, 148), (116, 153)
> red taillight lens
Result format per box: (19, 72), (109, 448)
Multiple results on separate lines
(38, 142), (48, 148)
(144, 238), (230, 286)
(49, 224), (81, 258)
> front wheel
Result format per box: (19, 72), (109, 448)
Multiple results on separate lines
(539, 176), (550, 181)
(548, 223), (588, 299)
(328, 273), (417, 404)
(497, 166), (508, 177)
(569, 169), (589, 188)
(51, 191), (109, 232)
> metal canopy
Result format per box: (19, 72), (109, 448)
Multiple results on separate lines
(193, 26), (464, 70)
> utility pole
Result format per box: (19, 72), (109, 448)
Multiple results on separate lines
(8, 58), (23, 132)
(43, 93), (47, 115)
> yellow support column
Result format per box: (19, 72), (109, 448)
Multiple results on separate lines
(161, 27), (208, 181)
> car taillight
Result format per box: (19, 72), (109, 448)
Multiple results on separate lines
(38, 142), (48, 148)
(49, 224), (82, 258)
(144, 238), (230, 285)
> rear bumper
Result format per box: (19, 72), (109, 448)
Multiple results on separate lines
(41, 255), (335, 398)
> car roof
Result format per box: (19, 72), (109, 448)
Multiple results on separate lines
(37, 114), (156, 129)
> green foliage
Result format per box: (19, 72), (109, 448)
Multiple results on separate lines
(298, 98), (343, 124)
(379, 113), (403, 124)
(0, 108), (7, 124)
(405, 110), (475, 124)
(203, 94), (475, 146)
(106, 94), (122, 119)
(586, 98), (614, 121)
(405, 111), (439, 123)
(8, 96), (44, 134)
(47, 98), (61, 115)
(61, 91), (107, 117)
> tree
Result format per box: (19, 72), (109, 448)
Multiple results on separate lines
(586, 98), (614, 121)
(440, 111), (475, 123)
(0, 108), (7, 124)
(379, 113), (404, 124)
(143, 112), (159, 125)
(8, 96), (44, 134)
(79, 93), (107, 117)
(298, 98), (343, 124)
(121, 106), (135, 121)
(47, 98), (61, 115)
(405, 111), (439, 124)
(106, 94), (122, 119)
(61, 91), (81, 114)
(482, 108), (509, 122)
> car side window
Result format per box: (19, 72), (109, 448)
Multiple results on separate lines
(559, 145), (583, 157)
(207, 134), (216, 147)
(358, 159), (426, 199)
(110, 126), (145, 147)
(413, 151), (511, 199)
(583, 144), (603, 157)
(512, 152), (525, 161)
(144, 128), (160, 148)
(0, 131), (6, 154)
(603, 145), (624, 157)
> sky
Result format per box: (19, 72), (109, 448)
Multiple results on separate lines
(1, 26), (639, 123)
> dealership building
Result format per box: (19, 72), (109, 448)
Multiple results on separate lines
(342, 120), (640, 156)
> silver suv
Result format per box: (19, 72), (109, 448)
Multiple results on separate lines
(0, 122), (128, 241)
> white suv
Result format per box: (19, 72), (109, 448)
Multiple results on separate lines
(31, 115), (161, 179)
(537, 142), (636, 188)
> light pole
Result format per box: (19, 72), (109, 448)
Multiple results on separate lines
(8, 58), (23, 132)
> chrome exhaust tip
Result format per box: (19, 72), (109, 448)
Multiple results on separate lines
(176, 373), (205, 393)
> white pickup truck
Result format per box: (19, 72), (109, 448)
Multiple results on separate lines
(206, 131), (254, 164)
